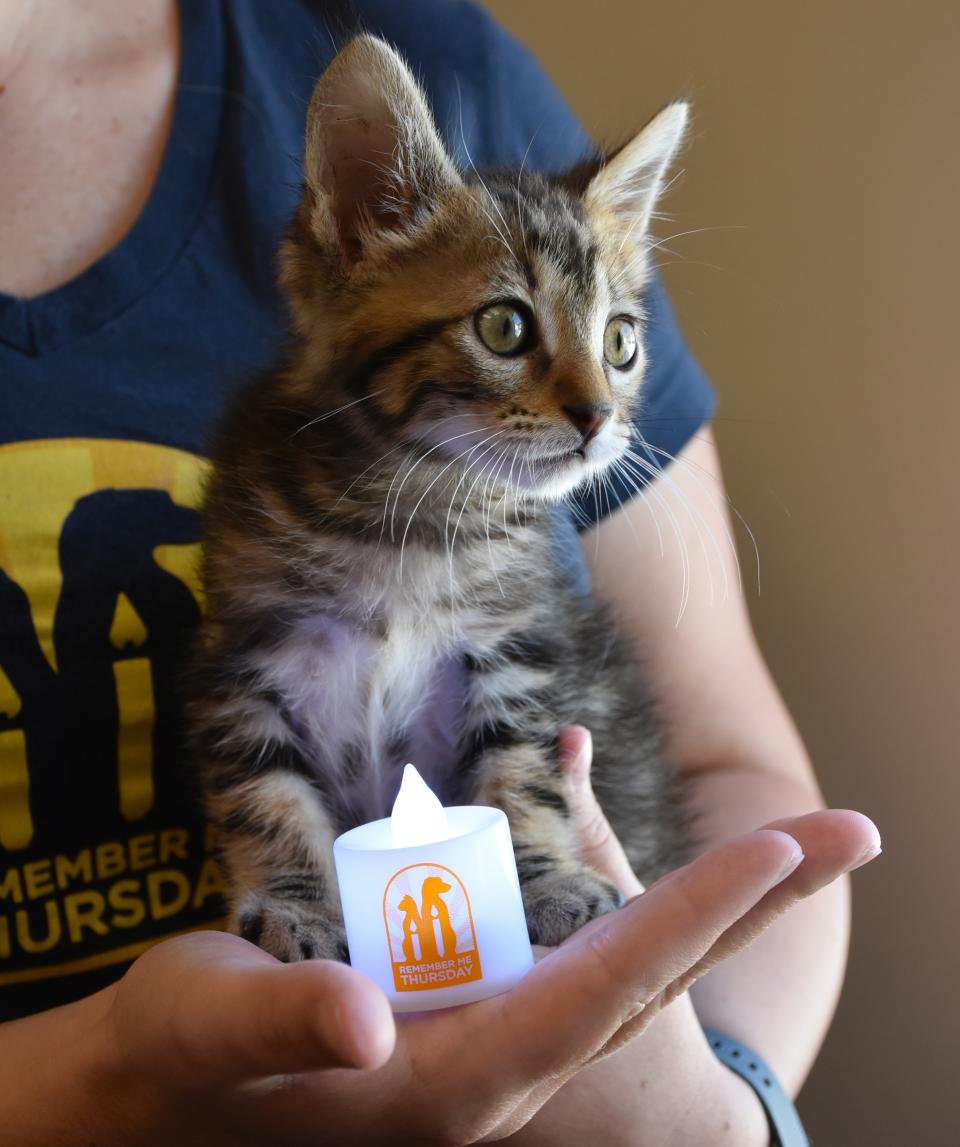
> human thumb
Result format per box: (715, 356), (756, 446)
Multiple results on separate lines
(116, 932), (396, 1088)
(558, 725), (643, 899)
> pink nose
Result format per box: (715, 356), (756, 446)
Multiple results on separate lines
(563, 402), (612, 445)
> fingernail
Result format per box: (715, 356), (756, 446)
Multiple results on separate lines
(848, 844), (882, 872)
(560, 737), (589, 787)
(778, 847), (805, 881)
(570, 730), (593, 787)
(568, 752), (588, 788)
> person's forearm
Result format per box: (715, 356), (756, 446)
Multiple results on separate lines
(582, 428), (854, 1096)
(502, 994), (769, 1147)
(0, 984), (135, 1146)
(658, 611), (850, 1093)
(686, 762), (849, 1095)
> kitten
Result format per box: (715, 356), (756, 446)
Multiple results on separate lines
(189, 36), (690, 961)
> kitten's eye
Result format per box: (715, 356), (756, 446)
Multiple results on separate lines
(475, 303), (529, 356)
(603, 317), (638, 369)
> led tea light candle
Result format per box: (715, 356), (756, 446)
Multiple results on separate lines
(333, 765), (534, 1012)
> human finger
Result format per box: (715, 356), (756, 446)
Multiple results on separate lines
(684, 808), (880, 977)
(589, 808), (879, 1060)
(116, 931), (396, 1088)
(476, 827), (803, 1093)
(558, 725), (643, 899)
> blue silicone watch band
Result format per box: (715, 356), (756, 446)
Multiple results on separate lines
(703, 1029), (810, 1147)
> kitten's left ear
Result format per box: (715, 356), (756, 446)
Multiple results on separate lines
(303, 36), (461, 262)
(584, 102), (689, 244)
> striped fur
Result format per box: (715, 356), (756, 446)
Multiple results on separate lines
(189, 37), (691, 957)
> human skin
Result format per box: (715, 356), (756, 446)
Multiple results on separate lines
(0, 793), (878, 1146)
(584, 430), (857, 1092)
(499, 428), (866, 1144)
(0, 2), (879, 1142)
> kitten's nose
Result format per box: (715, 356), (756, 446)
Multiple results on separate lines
(563, 402), (612, 445)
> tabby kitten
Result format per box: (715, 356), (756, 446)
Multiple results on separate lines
(191, 36), (690, 961)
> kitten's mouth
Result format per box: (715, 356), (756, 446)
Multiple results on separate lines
(514, 448), (585, 494)
(529, 448), (582, 468)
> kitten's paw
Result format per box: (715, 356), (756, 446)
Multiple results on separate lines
(523, 868), (623, 946)
(234, 894), (349, 963)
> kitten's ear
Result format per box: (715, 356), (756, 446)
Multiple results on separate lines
(304, 36), (461, 262)
(584, 102), (688, 245)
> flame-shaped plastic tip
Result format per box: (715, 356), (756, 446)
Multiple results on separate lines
(390, 763), (449, 847)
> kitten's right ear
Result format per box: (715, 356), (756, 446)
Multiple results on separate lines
(304, 36), (461, 263)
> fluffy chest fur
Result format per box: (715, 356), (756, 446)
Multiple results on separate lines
(213, 528), (555, 830)
(262, 594), (468, 819)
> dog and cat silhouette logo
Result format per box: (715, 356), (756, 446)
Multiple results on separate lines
(383, 862), (483, 992)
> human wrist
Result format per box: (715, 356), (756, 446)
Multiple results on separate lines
(498, 994), (764, 1146)
(659, 1023), (771, 1147)
(695, 1053), (771, 1147)
(685, 771), (853, 1091)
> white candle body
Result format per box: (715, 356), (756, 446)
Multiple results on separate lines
(333, 806), (534, 1012)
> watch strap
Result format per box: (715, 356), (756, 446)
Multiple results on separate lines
(703, 1028), (810, 1147)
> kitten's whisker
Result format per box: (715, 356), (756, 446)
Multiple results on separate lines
(590, 459), (656, 573)
(604, 457), (663, 556)
(334, 433), (440, 529)
(286, 389), (385, 440)
(448, 438), (507, 584)
(617, 454), (691, 623)
(480, 233), (524, 262)
(455, 77), (522, 272)
(646, 256), (728, 276)
(625, 446), (721, 607)
(609, 456), (665, 557)
(397, 427), (507, 580)
(333, 440), (411, 510)
(656, 167), (686, 201)
(615, 213), (646, 257)
(634, 438), (760, 595)
(379, 448), (420, 545)
(516, 128), (539, 263)
(501, 446), (521, 555)
(481, 446), (513, 597)
(564, 493), (594, 531)
(488, 444), (522, 553)
(620, 452), (696, 600)
(443, 436), (508, 594)
(443, 445), (480, 569)
(591, 471), (606, 561)
(646, 223), (747, 254)
(485, 445), (512, 530)
(627, 436), (732, 605)
(601, 472), (616, 540)
(385, 423), (499, 542)
(331, 416), (459, 510)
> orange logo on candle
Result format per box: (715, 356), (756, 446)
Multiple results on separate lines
(383, 863), (483, 992)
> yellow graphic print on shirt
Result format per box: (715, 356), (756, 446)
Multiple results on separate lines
(0, 439), (227, 988)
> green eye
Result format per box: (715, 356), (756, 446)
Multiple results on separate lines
(603, 317), (638, 369)
(475, 303), (528, 355)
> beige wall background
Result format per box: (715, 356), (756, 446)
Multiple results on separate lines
(484, 1), (958, 1142)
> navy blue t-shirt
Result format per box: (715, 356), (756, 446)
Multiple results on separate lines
(0, 0), (713, 1019)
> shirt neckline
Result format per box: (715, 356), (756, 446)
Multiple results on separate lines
(0, 0), (224, 356)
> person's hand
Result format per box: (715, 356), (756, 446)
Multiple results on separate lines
(83, 749), (879, 1146)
